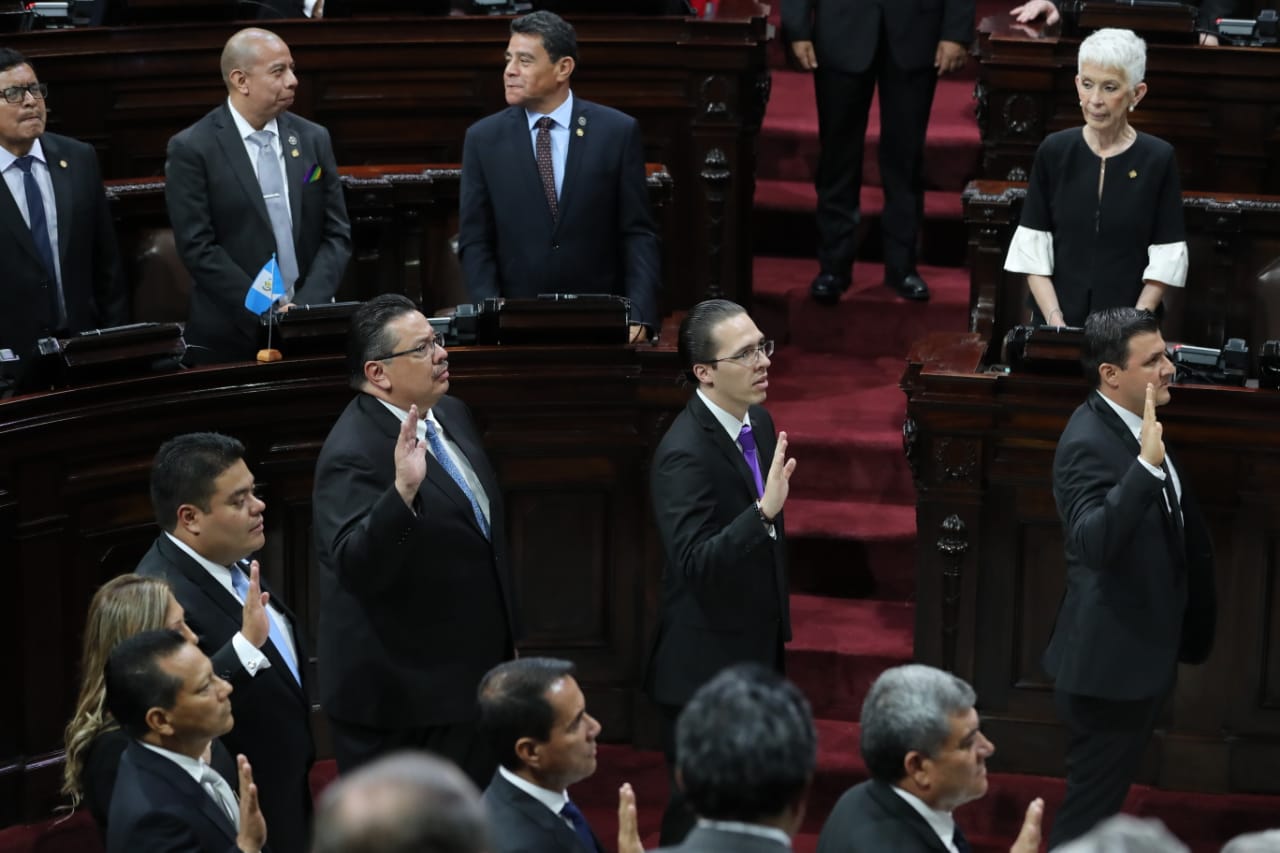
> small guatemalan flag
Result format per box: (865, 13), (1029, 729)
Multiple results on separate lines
(244, 254), (286, 315)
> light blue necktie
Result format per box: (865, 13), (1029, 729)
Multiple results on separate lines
(230, 564), (300, 685)
(247, 130), (299, 302)
(424, 419), (490, 540)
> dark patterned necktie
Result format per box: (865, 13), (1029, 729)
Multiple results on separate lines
(559, 800), (599, 853)
(535, 116), (558, 220)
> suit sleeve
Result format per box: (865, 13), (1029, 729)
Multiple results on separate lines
(457, 125), (502, 302)
(294, 125), (351, 305)
(115, 810), (240, 853)
(164, 133), (255, 319)
(85, 148), (129, 327)
(616, 117), (661, 328)
(941, 0), (976, 46)
(779, 0), (815, 43)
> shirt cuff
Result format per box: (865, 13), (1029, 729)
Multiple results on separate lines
(1004, 226), (1054, 276)
(232, 631), (272, 677)
(1143, 241), (1188, 288)
(1138, 457), (1166, 481)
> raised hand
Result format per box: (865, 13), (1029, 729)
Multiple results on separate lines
(241, 560), (270, 649)
(1008, 797), (1044, 853)
(236, 754), (268, 853)
(394, 404), (428, 507)
(617, 783), (643, 853)
(1139, 382), (1165, 468)
(759, 430), (797, 522)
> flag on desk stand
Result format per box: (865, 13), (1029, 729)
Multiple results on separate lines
(244, 254), (286, 362)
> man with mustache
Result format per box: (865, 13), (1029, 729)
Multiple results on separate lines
(0, 47), (126, 383)
(165, 27), (350, 365)
(1044, 307), (1215, 846)
(313, 294), (518, 788)
(646, 298), (796, 843)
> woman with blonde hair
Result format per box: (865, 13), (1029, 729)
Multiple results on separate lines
(61, 573), (208, 829)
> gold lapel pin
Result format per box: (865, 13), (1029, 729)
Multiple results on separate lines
(576, 128), (584, 137)
(1129, 169), (1138, 178)
(59, 159), (67, 168)
(291, 149), (300, 158)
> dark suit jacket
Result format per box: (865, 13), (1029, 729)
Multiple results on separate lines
(656, 824), (792, 853)
(106, 740), (245, 853)
(164, 103), (351, 363)
(313, 393), (519, 729)
(780, 0), (975, 73)
(816, 779), (953, 853)
(136, 535), (314, 853)
(482, 771), (600, 853)
(253, 0), (306, 16)
(0, 132), (126, 367)
(646, 394), (790, 707)
(458, 98), (661, 328)
(1044, 392), (1216, 701)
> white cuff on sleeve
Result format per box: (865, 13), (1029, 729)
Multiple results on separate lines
(1004, 225), (1054, 276)
(1143, 241), (1188, 288)
(232, 631), (272, 677)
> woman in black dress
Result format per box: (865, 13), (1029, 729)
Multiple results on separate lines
(1003, 28), (1187, 328)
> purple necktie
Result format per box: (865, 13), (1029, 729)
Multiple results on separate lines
(535, 116), (558, 220)
(738, 423), (764, 498)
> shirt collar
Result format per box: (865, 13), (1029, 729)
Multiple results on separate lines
(890, 785), (956, 850)
(138, 740), (211, 787)
(498, 764), (569, 815)
(525, 90), (574, 132)
(1095, 389), (1145, 441)
(164, 530), (237, 587)
(377, 398), (440, 443)
(227, 97), (280, 143)
(695, 819), (791, 847)
(0, 137), (45, 173)
(697, 387), (752, 442)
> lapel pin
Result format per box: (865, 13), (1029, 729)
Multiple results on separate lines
(291, 149), (300, 158)
(1129, 169), (1138, 178)
(59, 159), (67, 168)
(576, 128), (584, 137)
(287, 134), (298, 146)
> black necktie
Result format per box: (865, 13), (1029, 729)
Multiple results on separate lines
(13, 155), (61, 325)
(1161, 459), (1184, 541)
(952, 825), (973, 853)
(559, 801), (598, 853)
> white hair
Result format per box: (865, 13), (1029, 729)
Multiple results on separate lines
(1078, 28), (1147, 93)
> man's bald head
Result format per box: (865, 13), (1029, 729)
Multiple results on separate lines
(221, 28), (282, 88)
(219, 28), (298, 130)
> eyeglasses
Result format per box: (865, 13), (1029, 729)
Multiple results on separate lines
(707, 339), (774, 366)
(2, 83), (47, 104)
(373, 335), (447, 361)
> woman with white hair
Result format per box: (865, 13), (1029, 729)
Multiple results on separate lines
(1003, 28), (1187, 328)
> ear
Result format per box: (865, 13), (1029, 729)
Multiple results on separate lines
(1098, 361), (1122, 389)
(363, 359), (391, 392)
(514, 736), (540, 768)
(145, 706), (175, 738)
(692, 362), (714, 386)
(176, 503), (202, 535)
(1133, 80), (1148, 106)
(555, 56), (575, 84)
(903, 749), (931, 788)
(228, 68), (249, 95)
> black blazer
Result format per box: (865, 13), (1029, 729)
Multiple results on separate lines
(482, 771), (600, 853)
(645, 394), (790, 707)
(457, 98), (661, 328)
(106, 740), (247, 853)
(136, 535), (314, 853)
(1044, 392), (1216, 701)
(164, 103), (351, 363)
(780, 0), (975, 74)
(816, 779), (952, 853)
(313, 393), (519, 729)
(656, 824), (792, 853)
(0, 132), (126, 367)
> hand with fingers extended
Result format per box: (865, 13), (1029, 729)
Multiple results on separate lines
(1139, 383), (1165, 469)
(1008, 797), (1044, 853)
(236, 754), (268, 853)
(240, 560), (271, 649)
(617, 783), (643, 853)
(759, 430), (797, 522)
(394, 404), (428, 507)
(1010, 0), (1060, 24)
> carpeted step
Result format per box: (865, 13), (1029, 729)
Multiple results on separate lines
(783, 500), (917, 600)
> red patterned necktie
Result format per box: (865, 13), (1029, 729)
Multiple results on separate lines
(535, 116), (558, 220)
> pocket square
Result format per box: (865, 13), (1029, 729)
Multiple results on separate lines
(304, 164), (323, 184)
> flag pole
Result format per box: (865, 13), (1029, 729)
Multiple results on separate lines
(256, 254), (283, 363)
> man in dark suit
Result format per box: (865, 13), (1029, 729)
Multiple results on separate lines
(477, 657), (642, 853)
(458, 11), (661, 339)
(313, 293), (518, 786)
(165, 27), (350, 365)
(655, 664), (815, 853)
(103, 629), (267, 853)
(138, 432), (314, 853)
(1044, 307), (1215, 847)
(816, 664), (1042, 853)
(781, 0), (974, 304)
(0, 48), (126, 379)
(646, 298), (796, 844)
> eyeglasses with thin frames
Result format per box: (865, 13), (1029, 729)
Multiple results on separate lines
(372, 335), (448, 362)
(706, 339), (775, 367)
(2, 83), (48, 105)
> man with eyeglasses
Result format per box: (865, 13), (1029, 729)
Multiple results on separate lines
(164, 28), (350, 365)
(645, 298), (797, 844)
(312, 293), (517, 788)
(0, 48), (126, 381)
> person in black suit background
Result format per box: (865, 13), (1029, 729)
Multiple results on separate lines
(654, 664), (816, 853)
(1044, 307), (1215, 847)
(0, 48), (126, 379)
(137, 432), (314, 853)
(816, 664), (1042, 853)
(646, 298), (796, 844)
(458, 11), (661, 339)
(781, 0), (974, 305)
(312, 294), (518, 786)
(477, 657), (643, 853)
(165, 28), (350, 364)
(103, 629), (267, 853)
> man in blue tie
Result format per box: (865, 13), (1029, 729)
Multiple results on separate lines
(136, 431), (315, 853)
(0, 47), (126, 380)
(646, 298), (797, 844)
(312, 294), (519, 786)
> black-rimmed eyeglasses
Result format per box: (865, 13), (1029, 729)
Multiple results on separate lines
(706, 339), (775, 366)
(2, 83), (48, 104)
(373, 335), (448, 361)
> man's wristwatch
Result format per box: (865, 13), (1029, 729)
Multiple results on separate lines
(755, 500), (775, 527)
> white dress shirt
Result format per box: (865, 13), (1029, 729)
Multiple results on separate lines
(525, 91), (574, 200)
(378, 400), (491, 523)
(890, 785), (962, 853)
(498, 765), (584, 834)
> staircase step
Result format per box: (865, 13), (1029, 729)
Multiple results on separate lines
(784, 500), (917, 601)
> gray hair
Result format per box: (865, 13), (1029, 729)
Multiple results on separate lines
(1222, 830), (1280, 853)
(1054, 815), (1188, 853)
(1078, 28), (1147, 93)
(859, 664), (976, 783)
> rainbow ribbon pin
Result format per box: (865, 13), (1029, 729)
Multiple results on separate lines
(305, 164), (323, 184)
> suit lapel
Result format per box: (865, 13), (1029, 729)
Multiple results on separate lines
(506, 107), (556, 228)
(41, 135), (73, 268)
(1085, 393), (1182, 541)
(557, 99), (588, 229)
(690, 395), (761, 500)
(130, 742), (239, 843)
(868, 780), (952, 853)
(495, 775), (591, 853)
(213, 104), (273, 230)
(278, 112), (303, 249)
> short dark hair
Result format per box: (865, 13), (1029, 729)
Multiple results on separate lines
(477, 657), (575, 771)
(347, 294), (420, 389)
(150, 433), (246, 532)
(0, 48), (31, 75)
(677, 299), (747, 383)
(1081, 307), (1162, 389)
(103, 629), (188, 739)
(510, 11), (578, 64)
(313, 751), (487, 853)
(860, 664), (976, 784)
(676, 664), (816, 823)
